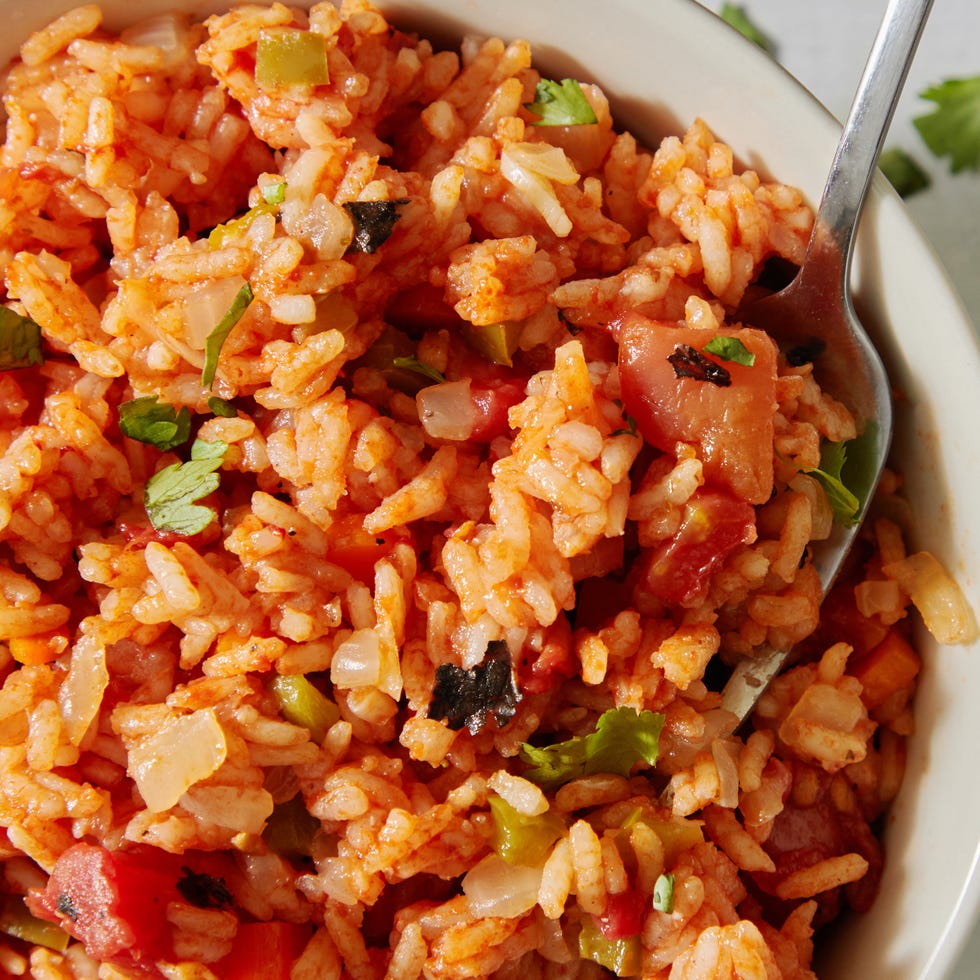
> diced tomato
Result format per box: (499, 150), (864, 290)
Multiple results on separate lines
(519, 616), (576, 695)
(385, 282), (466, 335)
(468, 378), (527, 443)
(617, 313), (778, 504)
(213, 921), (312, 980)
(26, 844), (238, 969)
(324, 515), (411, 583)
(594, 887), (646, 940)
(635, 487), (755, 606)
(849, 628), (921, 709)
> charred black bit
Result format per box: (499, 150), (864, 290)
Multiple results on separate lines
(429, 641), (521, 735)
(176, 868), (234, 909)
(786, 337), (826, 367)
(343, 199), (410, 254)
(668, 343), (731, 387)
(56, 893), (79, 922)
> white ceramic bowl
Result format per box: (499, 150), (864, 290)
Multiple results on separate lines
(3, 1), (978, 976)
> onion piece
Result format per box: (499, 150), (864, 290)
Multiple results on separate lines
(712, 738), (741, 809)
(128, 708), (227, 813)
(181, 276), (248, 350)
(57, 632), (109, 747)
(330, 628), (381, 689)
(417, 380), (475, 441)
(462, 852), (542, 918)
(883, 551), (979, 644)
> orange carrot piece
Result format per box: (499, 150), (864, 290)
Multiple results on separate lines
(850, 629), (921, 709)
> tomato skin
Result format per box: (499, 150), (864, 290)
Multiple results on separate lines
(617, 313), (778, 505)
(519, 616), (576, 695)
(636, 487), (756, 605)
(213, 921), (312, 980)
(324, 515), (411, 583)
(468, 378), (526, 443)
(27, 844), (239, 969)
(594, 888), (646, 940)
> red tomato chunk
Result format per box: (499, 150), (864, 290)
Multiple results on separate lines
(617, 313), (779, 505)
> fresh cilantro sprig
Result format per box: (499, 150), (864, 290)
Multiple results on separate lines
(0, 308), (43, 369)
(653, 873), (675, 913)
(520, 707), (665, 790)
(719, 4), (775, 54)
(202, 283), (254, 389)
(703, 335), (756, 367)
(879, 147), (931, 197)
(119, 396), (191, 452)
(806, 439), (861, 526)
(144, 439), (228, 536)
(913, 75), (980, 173)
(525, 78), (598, 127)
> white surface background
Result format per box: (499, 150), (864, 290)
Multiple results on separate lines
(694, 3), (980, 976)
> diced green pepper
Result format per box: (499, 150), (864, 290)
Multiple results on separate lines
(255, 28), (329, 89)
(461, 321), (523, 367)
(488, 794), (565, 865)
(578, 916), (642, 976)
(208, 202), (278, 250)
(262, 793), (320, 859)
(621, 806), (704, 865)
(0, 894), (70, 952)
(271, 674), (339, 744)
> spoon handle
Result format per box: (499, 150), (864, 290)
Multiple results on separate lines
(814, 0), (934, 277)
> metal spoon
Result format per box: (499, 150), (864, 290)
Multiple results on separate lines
(719, 0), (933, 724)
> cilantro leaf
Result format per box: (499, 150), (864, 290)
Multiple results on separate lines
(0, 307), (43, 369)
(520, 707), (665, 790)
(806, 438), (861, 526)
(879, 147), (931, 197)
(719, 4), (775, 54)
(391, 355), (445, 385)
(913, 75), (980, 173)
(525, 78), (598, 127)
(144, 439), (228, 536)
(118, 396), (191, 452)
(207, 396), (238, 418)
(202, 283), (253, 389)
(703, 335), (756, 366)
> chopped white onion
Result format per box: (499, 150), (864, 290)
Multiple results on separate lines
(417, 380), (476, 441)
(57, 632), (109, 747)
(120, 13), (191, 65)
(128, 708), (228, 813)
(330, 628), (382, 688)
(181, 276), (248, 350)
(712, 737), (741, 809)
(462, 852), (542, 918)
(500, 143), (578, 238)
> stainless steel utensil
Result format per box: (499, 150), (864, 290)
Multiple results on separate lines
(719, 0), (934, 724)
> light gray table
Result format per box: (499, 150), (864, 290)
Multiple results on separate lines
(695, 2), (980, 977)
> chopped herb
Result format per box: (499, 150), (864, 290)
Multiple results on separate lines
(0, 307), (43, 369)
(118, 396), (191, 452)
(719, 4), (776, 54)
(668, 343), (731, 387)
(144, 439), (227, 536)
(703, 335), (756, 367)
(785, 337), (826, 367)
(525, 78), (598, 126)
(261, 180), (287, 205)
(255, 28), (329, 88)
(913, 75), (980, 173)
(391, 355), (445, 385)
(612, 415), (638, 438)
(429, 641), (521, 734)
(55, 894), (79, 923)
(342, 199), (409, 253)
(207, 395), (238, 418)
(879, 147), (931, 197)
(653, 872), (675, 913)
(202, 283), (253, 389)
(176, 869), (234, 909)
(806, 438), (861, 526)
(520, 707), (665, 790)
